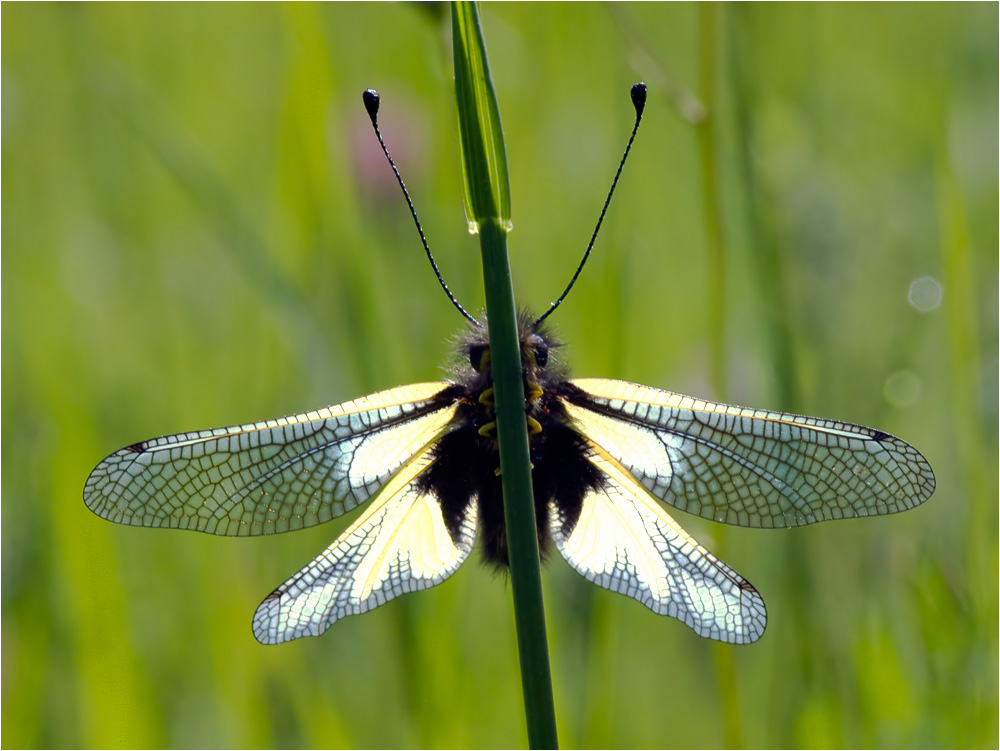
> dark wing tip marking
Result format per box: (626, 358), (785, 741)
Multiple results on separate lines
(124, 441), (147, 454)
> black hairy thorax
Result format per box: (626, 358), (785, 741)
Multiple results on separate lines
(415, 313), (606, 569)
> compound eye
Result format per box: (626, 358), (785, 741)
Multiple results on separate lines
(469, 345), (490, 373)
(533, 339), (549, 369)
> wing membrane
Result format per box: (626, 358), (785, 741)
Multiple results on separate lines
(84, 383), (456, 536)
(551, 443), (766, 643)
(567, 379), (935, 529)
(252, 444), (476, 644)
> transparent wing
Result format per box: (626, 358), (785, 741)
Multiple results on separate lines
(567, 378), (935, 528)
(252, 444), (476, 644)
(84, 383), (457, 536)
(551, 442), (766, 644)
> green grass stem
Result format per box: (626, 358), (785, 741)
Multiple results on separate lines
(696, 6), (743, 748)
(452, 4), (558, 748)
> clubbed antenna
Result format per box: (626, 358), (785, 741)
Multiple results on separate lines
(535, 82), (647, 326)
(363, 89), (482, 328)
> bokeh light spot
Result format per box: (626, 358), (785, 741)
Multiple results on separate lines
(907, 276), (942, 312)
(884, 370), (922, 408)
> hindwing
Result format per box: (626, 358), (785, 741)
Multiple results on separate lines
(252, 442), (477, 644)
(550, 441), (766, 644)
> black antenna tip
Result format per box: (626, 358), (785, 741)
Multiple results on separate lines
(630, 82), (647, 116)
(363, 89), (380, 124)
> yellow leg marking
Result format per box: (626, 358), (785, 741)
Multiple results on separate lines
(482, 418), (540, 436)
(495, 461), (535, 476)
(479, 387), (495, 406)
(526, 382), (543, 401)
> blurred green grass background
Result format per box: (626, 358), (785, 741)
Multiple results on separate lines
(3, 3), (996, 748)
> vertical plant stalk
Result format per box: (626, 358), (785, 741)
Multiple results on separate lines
(726, 5), (800, 411)
(696, 5), (743, 749)
(696, 3), (727, 401)
(451, 4), (558, 749)
(725, 15), (814, 743)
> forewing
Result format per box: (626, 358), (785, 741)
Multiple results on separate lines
(550, 443), (766, 644)
(568, 378), (935, 528)
(252, 445), (476, 644)
(84, 383), (457, 536)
